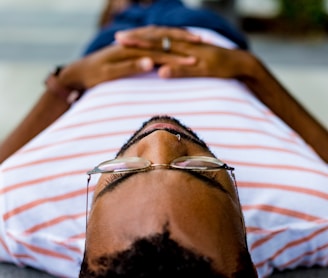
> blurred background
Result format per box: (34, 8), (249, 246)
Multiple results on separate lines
(1, 0), (328, 141)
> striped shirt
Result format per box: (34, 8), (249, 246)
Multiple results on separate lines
(0, 28), (327, 278)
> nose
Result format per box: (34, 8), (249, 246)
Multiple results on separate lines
(135, 130), (187, 164)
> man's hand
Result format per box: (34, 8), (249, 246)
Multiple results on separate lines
(59, 43), (196, 90)
(115, 26), (253, 80)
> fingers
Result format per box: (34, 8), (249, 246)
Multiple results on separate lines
(86, 57), (154, 87)
(151, 53), (196, 66)
(112, 46), (197, 67)
(106, 57), (154, 80)
(158, 64), (203, 79)
(115, 26), (201, 49)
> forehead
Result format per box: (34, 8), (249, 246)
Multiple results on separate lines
(91, 170), (238, 230)
(89, 173), (241, 234)
(86, 170), (245, 271)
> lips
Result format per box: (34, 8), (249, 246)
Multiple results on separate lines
(132, 117), (201, 146)
(143, 122), (185, 134)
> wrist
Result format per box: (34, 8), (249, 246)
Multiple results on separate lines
(45, 66), (85, 105)
(237, 50), (260, 80)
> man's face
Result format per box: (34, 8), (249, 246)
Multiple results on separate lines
(85, 116), (247, 276)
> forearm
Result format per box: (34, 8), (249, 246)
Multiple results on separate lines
(0, 60), (85, 164)
(0, 90), (70, 163)
(240, 53), (328, 163)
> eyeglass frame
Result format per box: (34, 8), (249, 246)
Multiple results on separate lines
(87, 156), (235, 175)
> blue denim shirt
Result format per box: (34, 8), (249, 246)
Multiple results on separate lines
(83, 0), (248, 56)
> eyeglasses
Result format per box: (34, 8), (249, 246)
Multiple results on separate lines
(85, 156), (236, 226)
(87, 156), (234, 176)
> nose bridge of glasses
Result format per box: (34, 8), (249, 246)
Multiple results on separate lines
(149, 163), (172, 169)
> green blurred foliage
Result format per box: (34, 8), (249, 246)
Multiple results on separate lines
(279, 0), (327, 32)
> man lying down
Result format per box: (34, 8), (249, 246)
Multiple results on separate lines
(0, 1), (327, 277)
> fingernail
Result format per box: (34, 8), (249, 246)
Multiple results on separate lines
(159, 67), (171, 78)
(115, 31), (128, 39)
(189, 35), (201, 42)
(139, 58), (153, 71)
(182, 56), (196, 64)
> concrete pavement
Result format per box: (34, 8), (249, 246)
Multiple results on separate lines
(0, 0), (102, 141)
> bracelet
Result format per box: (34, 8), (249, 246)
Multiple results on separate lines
(45, 66), (83, 105)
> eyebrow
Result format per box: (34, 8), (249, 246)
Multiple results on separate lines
(96, 169), (230, 201)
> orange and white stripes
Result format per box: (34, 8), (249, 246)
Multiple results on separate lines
(0, 29), (327, 277)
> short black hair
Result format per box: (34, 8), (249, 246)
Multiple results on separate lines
(79, 228), (257, 278)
